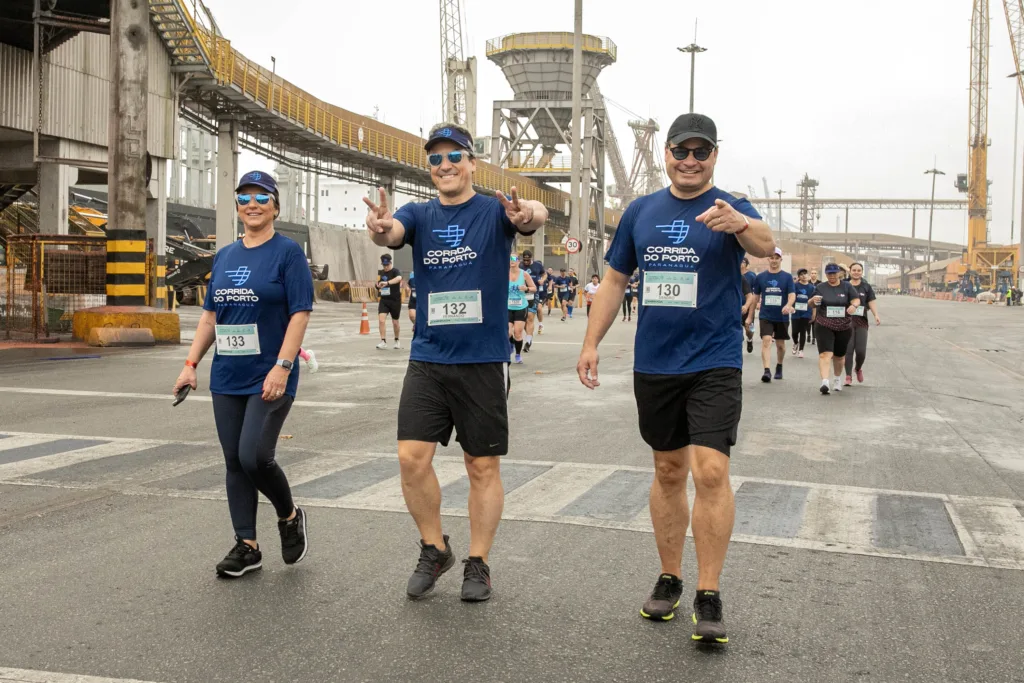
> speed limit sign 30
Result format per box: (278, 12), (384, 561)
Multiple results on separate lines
(565, 238), (581, 254)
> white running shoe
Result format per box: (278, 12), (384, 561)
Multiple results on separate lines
(304, 349), (319, 373)
(833, 378), (843, 393)
(393, 341), (401, 349)
(376, 341), (388, 350)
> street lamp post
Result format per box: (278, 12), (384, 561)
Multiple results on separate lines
(924, 167), (945, 291)
(775, 186), (785, 232)
(677, 24), (706, 114)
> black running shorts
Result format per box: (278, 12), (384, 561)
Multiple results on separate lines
(633, 367), (742, 456)
(408, 296), (416, 309)
(378, 298), (402, 320)
(398, 360), (511, 456)
(508, 308), (528, 323)
(759, 319), (790, 341)
(814, 324), (852, 356)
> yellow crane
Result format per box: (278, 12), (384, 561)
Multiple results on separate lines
(961, 0), (1021, 289)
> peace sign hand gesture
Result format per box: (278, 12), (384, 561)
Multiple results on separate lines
(497, 187), (535, 227)
(363, 187), (394, 234)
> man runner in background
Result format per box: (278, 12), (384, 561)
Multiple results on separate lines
(522, 249), (546, 350)
(577, 113), (775, 645)
(376, 254), (403, 350)
(752, 248), (795, 382)
(364, 122), (548, 602)
(740, 258), (757, 353)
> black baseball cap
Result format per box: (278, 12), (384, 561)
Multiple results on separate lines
(522, 250), (533, 258)
(235, 170), (279, 198)
(666, 113), (718, 147)
(425, 125), (474, 152)
(380, 253), (392, 263)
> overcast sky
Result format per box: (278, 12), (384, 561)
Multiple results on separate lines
(204, 0), (1022, 247)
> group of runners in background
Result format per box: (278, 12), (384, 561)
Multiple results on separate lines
(742, 254), (882, 394)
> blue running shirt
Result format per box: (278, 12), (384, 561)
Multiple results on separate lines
(793, 281), (816, 320)
(394, 194), (522, 364)
(753, 270), (795, 322)
(202, 233), (314, 396)
(604, 186), (760, 375)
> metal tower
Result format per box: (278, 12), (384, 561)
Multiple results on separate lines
(439, 0), (477, 135)
(591, 84), (632, 205)
(797, 173), (819, 233)
(627, 118), (664, 198)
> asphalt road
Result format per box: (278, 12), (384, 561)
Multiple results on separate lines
(1, 295), (1023, 683)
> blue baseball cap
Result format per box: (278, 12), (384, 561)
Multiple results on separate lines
(425, 126), (474, 152)
(825, 263), (842, 274)
(235, 170), (279, 198)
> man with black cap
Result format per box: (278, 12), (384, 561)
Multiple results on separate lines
(577, 113), (776, 644)
(521, 249), (546, 349)
(375, 253), (403, 349)
(363, 122), (548, 602)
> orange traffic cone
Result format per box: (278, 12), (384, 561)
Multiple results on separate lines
(359, 303), (370, 335)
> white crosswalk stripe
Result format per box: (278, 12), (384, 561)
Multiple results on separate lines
(2, 431), (1023, 570)
(0, 667), (162, 683)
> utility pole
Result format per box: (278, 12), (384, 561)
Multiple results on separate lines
(107, 0), (150, 306)
(775, 186), (786, 233)
(1011, 70), (1024, 287)
(569, 0), (585, 276)
(677, 22), (707, 114)
(925, 166), (945, 290)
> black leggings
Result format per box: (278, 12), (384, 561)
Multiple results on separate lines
(791, 318), (811, 350)
(844, 326), (869, 374)
(212, 393), (295, 540)
(622, 297), (633, 318)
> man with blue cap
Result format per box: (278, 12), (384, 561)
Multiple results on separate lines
(364, 122), (548, 602)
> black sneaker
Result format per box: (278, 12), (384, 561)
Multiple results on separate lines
(215, 539), (262, 578)
(461, 556), (492, 602)
(278, 507), (308, 565)
(640, 573), (683, 621)
(761, 369), (772, 383)
(407, 535), (455, 599)
(746, 340), (753, 353)
(692, 590), (729, 644)
(774, 364), (783, 380)
(524, 341), (531, 353)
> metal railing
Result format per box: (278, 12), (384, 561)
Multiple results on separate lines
(486, 33), (617, 59)
(3, 235), (107, 340)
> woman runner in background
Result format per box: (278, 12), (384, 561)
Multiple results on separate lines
(844, 262), (881, 385)
(791, 268), (815, 358)
(508, 254), (537, 364)
(809, 263), (860, 395)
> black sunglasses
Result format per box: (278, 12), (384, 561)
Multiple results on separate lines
(428, 151), (471, 166)
(669, 145), (715, 161)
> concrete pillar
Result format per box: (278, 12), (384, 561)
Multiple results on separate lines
(146, 158), (168, 309)
(314, 174), (320, 224)
(533, 226), (545, 262)
(216, 119), (239, 251)
(38, 163), (77, 235)
(304, 170), (312, 225)
(106, 0), (149, 307)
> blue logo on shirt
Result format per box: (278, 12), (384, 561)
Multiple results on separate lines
(226, 266), (251, 286)
(433, 224), (466, 248)
(768, 279), (779, 287)
(659, 220), (689, 245)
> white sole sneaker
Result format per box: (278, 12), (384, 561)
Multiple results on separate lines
(218, 561), (263, 578)
(305, 350), (319, 373)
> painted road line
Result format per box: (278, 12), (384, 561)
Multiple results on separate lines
(798, 487), (875, 549)
(0, 667), (162, 683)
(0, 439), (165, 480)
(873, 494), (965, 557)
(0, 434), (65, 455)
(0, 386), (362, 409)
(734, 481), (811, 538)
(558, 469), (652, 521)
(949, 496), (1024, 570)
(333, 460), (464, 510)
(503, 463), (617, 517)
(0, 438), (110, 466)
(441, 462), (551, 511)
(292, 456), (398, 499)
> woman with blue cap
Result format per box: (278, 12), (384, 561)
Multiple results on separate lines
(173, 170), (315, 578)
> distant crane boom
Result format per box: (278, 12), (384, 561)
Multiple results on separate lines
(591, 84), (632, 203)
(1003, 0), (1024, 105)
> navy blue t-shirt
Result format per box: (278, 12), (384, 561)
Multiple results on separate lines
(604, 186), (761, 375)
(793, 281), (816, 320)
(202, 233), (314, 396)
(394, 193), (522, 364)
(407, 272), (416, 300)
(753, 270), (795, 323)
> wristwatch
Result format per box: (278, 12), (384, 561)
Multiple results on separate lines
(276, 359), (294, 370)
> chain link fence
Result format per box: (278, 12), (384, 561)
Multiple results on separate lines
(2, 235), (107, 341)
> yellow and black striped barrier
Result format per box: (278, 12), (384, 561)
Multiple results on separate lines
(105, 229), (147, 306)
